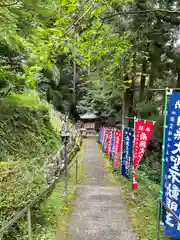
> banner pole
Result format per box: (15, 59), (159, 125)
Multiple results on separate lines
(120, 91), (125, 174)
(158, 88), (171, 236)
(156, 198), (161, 240)
(120, 124), (124, 175)
(131, 116), (137, 197)
(160, 88), (169, 200)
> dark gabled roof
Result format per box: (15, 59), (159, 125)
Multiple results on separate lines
(80, 112), (98, 119)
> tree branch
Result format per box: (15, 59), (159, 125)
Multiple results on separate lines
(102, 8), (180, 20)
(61, 1), (96, 38)
(0, 1), (19, 7)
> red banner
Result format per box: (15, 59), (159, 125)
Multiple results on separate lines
(133, 120), (155, 169)
(106, 129), (112, 156)
(113, 129), (122, 168)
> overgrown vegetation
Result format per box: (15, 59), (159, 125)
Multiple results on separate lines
(33, 146), (84, 240)
(1, 0), (180, 239)
(75, 0), (180, 184)
(103, 152), (171, 240)
(0, 92), (59, 239)
(0, 92), (83, 239)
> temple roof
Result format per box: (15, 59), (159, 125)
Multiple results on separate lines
(80, 112), (98, 119)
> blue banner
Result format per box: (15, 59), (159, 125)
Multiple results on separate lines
(98, 127), (102, 144)
(121, 128), (134, 179)
(110, 129), (115, 160)
(103, 130), (108, 153)
(162, 91), (180, 239)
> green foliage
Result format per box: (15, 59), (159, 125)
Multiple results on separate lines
(4, 91), (50, 109)
(0, 95), (59, 239)
(32, 146), (84, 239)
(1, 0), (179, 238)
(104, 155), (170, 240)
(0, 0), (130, 118)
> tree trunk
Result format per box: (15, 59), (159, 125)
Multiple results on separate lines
(176, 68), (180, 88)
(122, 69), (135, 128)
(128, 78), (135, 116)
(122, 74), (130, 127)
(139, 61), (146, 102)
(147, 60), (156, 101)
(123, 90), (130, 127)
(128, 55), (136, 118)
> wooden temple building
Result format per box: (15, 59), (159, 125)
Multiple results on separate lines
(80, 112), (99, 134)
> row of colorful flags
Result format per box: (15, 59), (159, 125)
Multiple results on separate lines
(98, 119), (155, 190)
(98, 91), (180, 239)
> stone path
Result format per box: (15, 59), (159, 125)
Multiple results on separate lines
(66, 138), (138, 240)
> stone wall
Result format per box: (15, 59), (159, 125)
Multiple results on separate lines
(44, 118), (82, 185)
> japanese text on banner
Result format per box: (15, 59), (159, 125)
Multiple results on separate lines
(106, 129), (112, 156)
(162, 92), (180, 239)
(103, 129), (108, 153)
(121, 128), (134, 179)
(134, 120), (154, 169)
(110, 129), (115, 160)
(113, 129), (122, 168)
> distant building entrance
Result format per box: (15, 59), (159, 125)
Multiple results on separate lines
(80, 112), (98, 134)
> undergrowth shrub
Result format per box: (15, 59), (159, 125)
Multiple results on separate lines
(0, 92), (59, 239)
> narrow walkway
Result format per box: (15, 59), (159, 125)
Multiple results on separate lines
(67, 138), (138, 240)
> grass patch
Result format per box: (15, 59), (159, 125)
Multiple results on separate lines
(98, 145), (171, 240)
(34, 146), (84, 240)
(4, 91), (50, 110)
